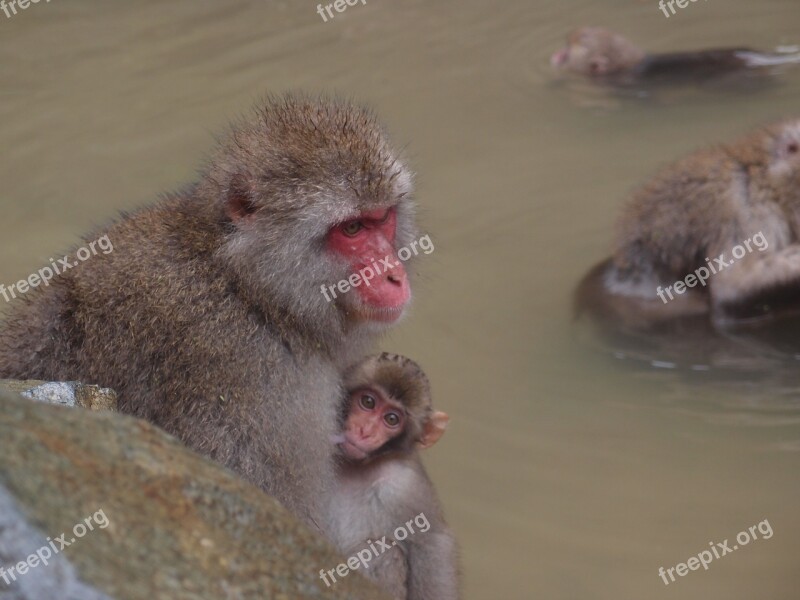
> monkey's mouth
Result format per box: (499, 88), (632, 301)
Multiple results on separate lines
(353, 304), (407, 324)
(339, 439), (369, 460)
(366, 305), (405, 323)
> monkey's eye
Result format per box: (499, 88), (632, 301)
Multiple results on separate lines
(359, 394), (376, 410)
(341, 221), (364, 237)
(788, 142), (799, 155)
(383, 412), (401, 428)
(375, 210), (391, 224)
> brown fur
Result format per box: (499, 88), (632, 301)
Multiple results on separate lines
(552, 27), (647, 77)
(551, 26), (786, 84)
(330, 353), (459, 600)
(577, 119), (800, 327)
(0, 94), (418, 528)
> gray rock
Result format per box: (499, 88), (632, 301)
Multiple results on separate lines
(0, 389), (387, 600)
(0, 484), (112, 600)
(0, 380), (117, 411)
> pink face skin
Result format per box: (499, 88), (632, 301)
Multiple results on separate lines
(339, 387), (406, 461)
(326, 207), (411, 323)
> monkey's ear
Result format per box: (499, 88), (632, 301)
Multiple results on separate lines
(225, 176), (259, 224)
(417, 411), (449, 449)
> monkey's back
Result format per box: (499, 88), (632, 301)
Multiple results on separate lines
(0, 195), (341, 520)
(613, 147), (749, 280)
(634, 49), (753, 82)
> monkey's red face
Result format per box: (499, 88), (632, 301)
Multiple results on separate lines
(340, 388), (406, 461)
(326, 207), (411, 323)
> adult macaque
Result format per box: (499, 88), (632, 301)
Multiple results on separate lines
(325, 353), (459, 600)
(0, 95), (419, 528)
(576, 119), (800, 328)
(551, 27), (800, 85)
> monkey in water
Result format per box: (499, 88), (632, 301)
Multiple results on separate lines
(325, 353), (459, 600)
(0, 94), (420, 531)
(576, 119), (800, 329)
(551, 26), (800, 86)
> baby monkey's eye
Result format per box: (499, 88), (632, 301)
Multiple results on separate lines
(341, 221), (364, 236)
(788, 142), (799, 155)
(359, 394), (376, 410)
(383, 412), (401, 428)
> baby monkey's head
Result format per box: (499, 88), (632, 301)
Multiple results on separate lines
(338, 353), (448, 462)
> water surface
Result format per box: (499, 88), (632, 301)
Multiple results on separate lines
(2, 1), (800, 598)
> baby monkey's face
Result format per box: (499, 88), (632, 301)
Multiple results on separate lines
(339, 387), (407, 461)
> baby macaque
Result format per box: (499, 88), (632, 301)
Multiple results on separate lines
(324, 353), (459, 600)
(551, 26), (800, 85)
(576, 119), (800, 329)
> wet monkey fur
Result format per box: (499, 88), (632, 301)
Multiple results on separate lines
(576, 120), (800, 329)
(551, 27), (800, 85)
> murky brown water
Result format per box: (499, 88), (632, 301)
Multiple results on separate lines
(3, 1), (800, 598)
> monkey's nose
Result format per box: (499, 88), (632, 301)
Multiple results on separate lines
(387, 273), (403, 285)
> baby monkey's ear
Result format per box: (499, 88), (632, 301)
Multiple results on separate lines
(417, 411), (450, 449)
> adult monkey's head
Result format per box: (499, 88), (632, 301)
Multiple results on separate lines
(206, 94), (417, 342)
(551, 27), (646, 78)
